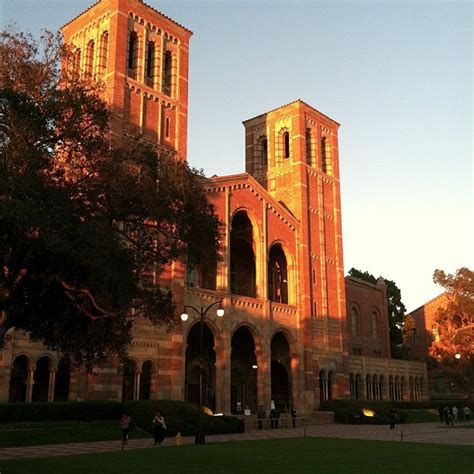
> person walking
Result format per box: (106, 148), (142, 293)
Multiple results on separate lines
(120, 414), (132, 445)
(452, 406), (459, 424)
(152, 411), (166, 445)
(269, 408), (277, 429)
(257, 405), (266, 430)
(291, 406), (297, 428)
(388, 408), (396, 430)
(463, 406), (471, 424)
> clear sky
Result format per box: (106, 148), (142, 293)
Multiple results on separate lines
(2, 0), (472, 312)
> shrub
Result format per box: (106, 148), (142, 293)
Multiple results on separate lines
(319, 399), (474, 425)
(122, 400), (244, 437)
(0, 401), (122, 423)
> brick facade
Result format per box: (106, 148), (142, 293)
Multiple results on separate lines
(2, 0), (428, 411)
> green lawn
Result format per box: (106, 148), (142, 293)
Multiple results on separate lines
(1, 438), (473, 474)
(0, 420), (148, 447)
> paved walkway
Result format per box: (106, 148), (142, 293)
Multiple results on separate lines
(0, 423), (472, 460)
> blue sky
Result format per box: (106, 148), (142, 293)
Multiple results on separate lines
(2, 0), (472, 312)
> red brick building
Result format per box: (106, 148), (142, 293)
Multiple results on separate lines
(2, 0), (427, 411)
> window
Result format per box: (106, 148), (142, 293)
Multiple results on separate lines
(351, 306), (359, 336)
(146, 41), (155, 82)
(128, 31), (139, 72)
(261, 137), (268, 166)
(163, 50), (172, 96)
(98, 32), (109, 74)
(321, 136), (332, 175)
(85, 40), (94, 77)
(165, 117), (170, 139)
(73, 48), (81, 75)
(283, 131), (290, 158)
(372, 311), (378, 338)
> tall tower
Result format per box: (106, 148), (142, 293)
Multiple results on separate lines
(61, 0), (192, 160)
(243, 100), (347, 365)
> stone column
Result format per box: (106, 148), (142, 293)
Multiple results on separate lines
(134, 372), (141, 401)
(48, 371), (57, 402)
(215, 330), (231, 414)
(26, 369), (34, 403)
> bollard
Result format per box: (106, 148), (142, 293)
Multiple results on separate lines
(175, 432), (183, 446)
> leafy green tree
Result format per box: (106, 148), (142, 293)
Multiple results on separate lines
(0, 29), (221, 369)
(348, 268), (406, 358)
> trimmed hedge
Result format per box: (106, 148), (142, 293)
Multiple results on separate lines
(319, 400), (474, 425)
(0, 401), (122, 423)
(122, 400), (244, 437)
(0, 400), (243, 437)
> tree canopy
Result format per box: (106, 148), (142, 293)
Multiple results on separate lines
(0, 29), (221, 369)
(348, 268), (406, 358)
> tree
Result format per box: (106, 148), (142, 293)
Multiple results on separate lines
(0, 29), (221, 369)
(430, 268), (474, 358)
(348, 268), (406, 358)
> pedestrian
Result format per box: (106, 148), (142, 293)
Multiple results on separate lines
(152, 411), (167, 445)
(443, 406), (452, 426)
(274, 407), (280, 429)
(463, 406), (471, 424)
(438, 406), (444, 424)
(452, 406), (459, 424)
(291, 406), (297, 428)
(257, 405), (266, 430)
(120, 414), (132, 445)
(388, 408), (396, 430)
(269, 408), (276, 429)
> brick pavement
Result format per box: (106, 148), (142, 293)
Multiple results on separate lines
(0, 423), (472, 461)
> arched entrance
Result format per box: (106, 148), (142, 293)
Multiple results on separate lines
(185, 322), (216, 411)
(270, 332), (291, 411)
(231, 326), (257, 414)
(9, 355), (29, 402)
(32, 356), (51, 402)
(54, 358), (71, 401)
(122, 359), (136, 401)
(230, 211), (256, 297)
(140, 360), (153, 400)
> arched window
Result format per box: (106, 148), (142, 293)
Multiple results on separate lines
(128, 31), (139, 75)
(9, 355), (29, 402)
(73, 48), (81, 76)
(261, 137), (268, 166)
(163, 50), (172, 96)
(146, 41), (156, 83)
(283, 131), (290, 159)
(372, 311), (378, 338)
(98, 31), (109, 74)
(268, 244), (289, 304)
(85, 40), (95, 77)
(165, 117), (170, 139)
(321, 136), (332, 175)
(351, 306), (359, 336)
(230, 211), (256, 297)
(305, 128), (313, 165)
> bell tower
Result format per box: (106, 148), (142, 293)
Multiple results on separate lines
(61, 0), (192, 160)
(243, 100), (346, 341)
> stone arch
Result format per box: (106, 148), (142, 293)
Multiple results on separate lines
(365, 373), (372, 400)
(268, 240), (295, 304)
(372, 374), (379, 400)
(230, 210), (259, 297)
(9, 355), (30, 402)
(256, 135), (268, 167)
(379, 374), (385, 400)
(54, 357), (71, 402)
(121, 358), (138, 401)
(321, 135), (332, 175)
(277, 127), (291, 162)
(32, 356), (53, 402)
(139, 360), (155, 400)
(305, 128), (316, 166)
(184, 321), (216, 411)
(231, 326), (258, 413)
(271, 331), (292, 411)
(98, 30), (109, 74)
(127, 30), (139, 78)
(85, 39), (95, 77)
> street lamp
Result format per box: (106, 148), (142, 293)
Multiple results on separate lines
(180, 300), (224, 445)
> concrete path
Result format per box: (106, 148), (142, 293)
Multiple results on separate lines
(0, 423), (472, 460)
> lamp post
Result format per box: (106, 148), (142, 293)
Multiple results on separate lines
(181, 300), (224, 445)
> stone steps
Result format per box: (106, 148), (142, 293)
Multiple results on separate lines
(239, 411), (334, 430)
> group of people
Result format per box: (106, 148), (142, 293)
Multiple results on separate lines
(256, 405), (298, 429)
(439, 405), (471, 426)
(120, 411), (167, 446)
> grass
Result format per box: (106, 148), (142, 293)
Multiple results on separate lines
(0, 420), (148, 447)
(1, 438), (473, 474)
